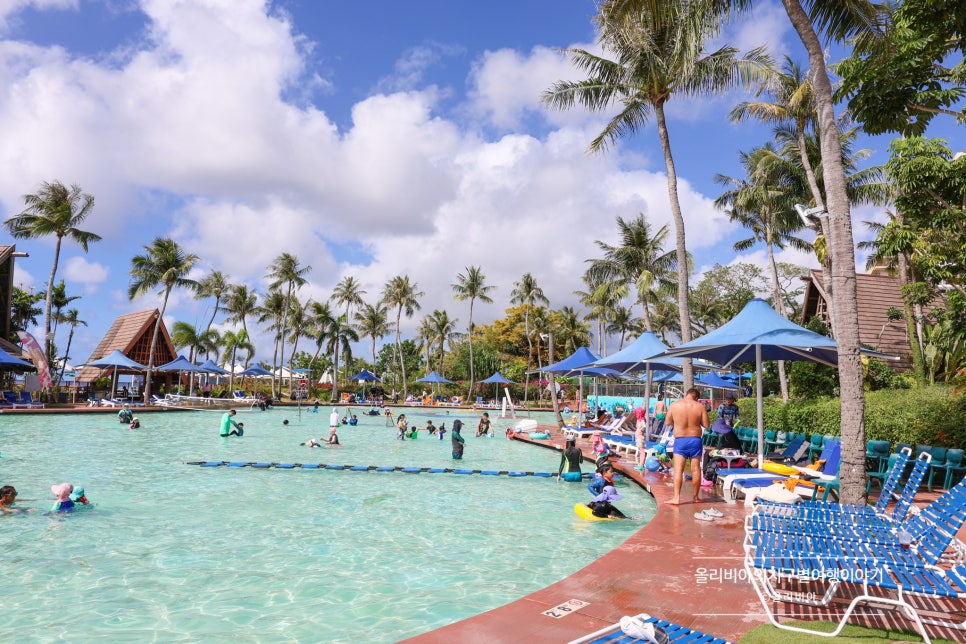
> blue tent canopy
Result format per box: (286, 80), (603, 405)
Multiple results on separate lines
(81, 349), (146, 371)
(660, 298), (896, 465)
(540, 346), (600, 374)
(479, 371), (514, 384)
(155, 355), (211, 373)
(415, 371), (453, 384)
(347, 369), (380, 382)
(696, 372), (743, 390)
(0, 345), (32, 369)
(238, 364), (273, 377)
(592, 332), (682, 373)
(199, 359), (231, 375)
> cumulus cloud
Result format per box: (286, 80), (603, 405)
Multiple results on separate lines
(62, 256), (109, 295)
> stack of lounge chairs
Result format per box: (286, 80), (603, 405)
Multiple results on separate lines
(743, 448), (966, 643)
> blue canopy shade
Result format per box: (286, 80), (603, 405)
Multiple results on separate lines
(199, 359), (230, 375)
(415, 371), (453, 384)
(347, 369), (380, 382)
(652, 370), (684, 383)
(660, 298), (896, 465)
(479, 371), (515, 384)
(238, 364), (273, 377)
(155, 355), (211, 373)
(540, 346), (601, 375)
(80, 349), (146, 370)
(696, 372), (743, 390)
(593, 332), (682, 373)
(0, 345), (32, 368)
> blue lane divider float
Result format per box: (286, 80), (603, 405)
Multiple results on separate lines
(186, 461), (595, 478)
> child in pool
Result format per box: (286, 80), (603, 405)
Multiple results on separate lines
(129, 417), (141, 429)
(437, 423), (446, 441)
(50, 483), (75, 513)
(0, 486), (34, 514)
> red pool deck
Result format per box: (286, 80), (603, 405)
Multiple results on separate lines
(407, 431), (966, 644)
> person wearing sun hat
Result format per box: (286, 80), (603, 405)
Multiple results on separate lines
(586, 485), (626, 518)
(50, 483), (75, 513)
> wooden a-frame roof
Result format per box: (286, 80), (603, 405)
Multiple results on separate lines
(76, 309), (177, 382)
(801, 270), (944, 373)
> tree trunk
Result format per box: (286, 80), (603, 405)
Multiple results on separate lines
(523, 308), (532, 406)
(59, 327), (75, 386)
(766, 222), (790, 402)
(467, 299), (475, 401)
(897, 246), (926, 384)
(641, 296), (653, 332)
(654, 101), (693, 387)
(43, 235), (64, 369)
(143, 294), (169, 403)
(782, 0), (866, 504)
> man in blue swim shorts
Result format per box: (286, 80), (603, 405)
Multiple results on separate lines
(664, 388), (709, 506)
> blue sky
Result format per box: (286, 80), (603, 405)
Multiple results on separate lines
(0, 0), (959, 368)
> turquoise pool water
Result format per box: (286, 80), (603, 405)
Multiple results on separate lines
(0, 407), (655, 642)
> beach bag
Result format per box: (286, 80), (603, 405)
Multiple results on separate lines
(703, 459), (721, 485)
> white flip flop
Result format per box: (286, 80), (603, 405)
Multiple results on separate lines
(704, 507), (724, 518)
(694, 510), (715, 521)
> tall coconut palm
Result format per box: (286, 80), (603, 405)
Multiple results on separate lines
(224, 284), (258, 344)
(451, 266), (495, 399)
(586, 215), (677, 332)
(256, 289), (287, 398)
(171, 322), (205, 364)
(128, 237), (199, 403)
(286, 297), (308, 367)
(195, 271), (229, 335)
(49, 280), (81, 341)
(353, 302), (388, 369)
(607, 305), (641, 350)
(266, 253), (311, 394)
(555, 306), (591, 354)
(427, 309), (458, 375)
(714, 142), (812, 401)
(543, 3), (769, 387)
(307, 300), (335, 365)
(510, 273), (548, 405)
(57, 308), (85, 386)
(332, 276), (366, 320)
(222, 329), (255, 394)
(326, 314), (359, 402)
(3, 180), (100, 365)
(381, 275), (423, 398)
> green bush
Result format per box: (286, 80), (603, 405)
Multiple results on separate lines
(735, 386), (966, 449)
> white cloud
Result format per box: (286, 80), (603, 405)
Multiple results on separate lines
(62, 256), (109, 295)
(0, 0), (77, 33)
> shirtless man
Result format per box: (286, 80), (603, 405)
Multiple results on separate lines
(664, 388), (709, 505)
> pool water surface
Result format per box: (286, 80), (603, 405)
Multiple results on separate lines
(0, 407), (655, 642)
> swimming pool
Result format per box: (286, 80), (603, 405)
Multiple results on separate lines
(0, 407), (655, 642)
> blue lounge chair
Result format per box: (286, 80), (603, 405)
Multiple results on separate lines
(18, 391), (44, 408)
(2, 391), (29, 408)
(568, 612), (732, 644)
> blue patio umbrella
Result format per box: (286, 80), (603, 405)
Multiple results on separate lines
(79, 349), (147, 399)
(155, 355), (211, 373)
(696, 371), (743, 391)
(659, 298), (896, 464)
(239, 364), (273, 377)
(199, 359), (230, 375)
(0, 345), (32, 369)
(593, 331), (684, 423)
(539, 347), (612, 422)
(479, 371), (515, 402)
(415, 371), (453, 384)
(347, 369), (380, 382)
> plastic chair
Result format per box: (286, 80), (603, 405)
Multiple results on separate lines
(930, 448), (965, 490)
(763, 430), (779, 452)
(806, 433), (824, 461)
(865, 440), (892, 474)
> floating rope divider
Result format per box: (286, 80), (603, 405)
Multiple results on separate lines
(184, 461), (585, 477)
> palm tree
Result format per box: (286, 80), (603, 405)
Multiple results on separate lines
(266, 253), (311, 394)
(256, 289), (287, 398)
(222, 329), (255, 395)
(49, 280), (81, 341)
(543, 2), (769, 387)
(354, 302), (390, 369)
(286, 297), (308, 367)
(586, 215), (677, 332)
(307, 300), (336, 365)
(10, 287), (43, 336)
(451, 266), (495, 399)
(327, 314), (359, 402)
(574, 271), (619, 355)
(555, 306), (591, 353)
(57, 308), (85, 386)
(128, 237), (199, 403)
(607, 305), (640, 350)
(427, 309), (459, 374)
(3, 180), (100, 364)
(381, 275), (423, 398)
(171, 322), (205, 364)
(224, 284), (258, 343)
(714, 142), (812, 401)
(510, 273), (548, 405)
(332, 276), (366, 319)
(195, 271), (229, 335)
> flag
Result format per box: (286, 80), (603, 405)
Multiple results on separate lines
(17, 331), (52, 390)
